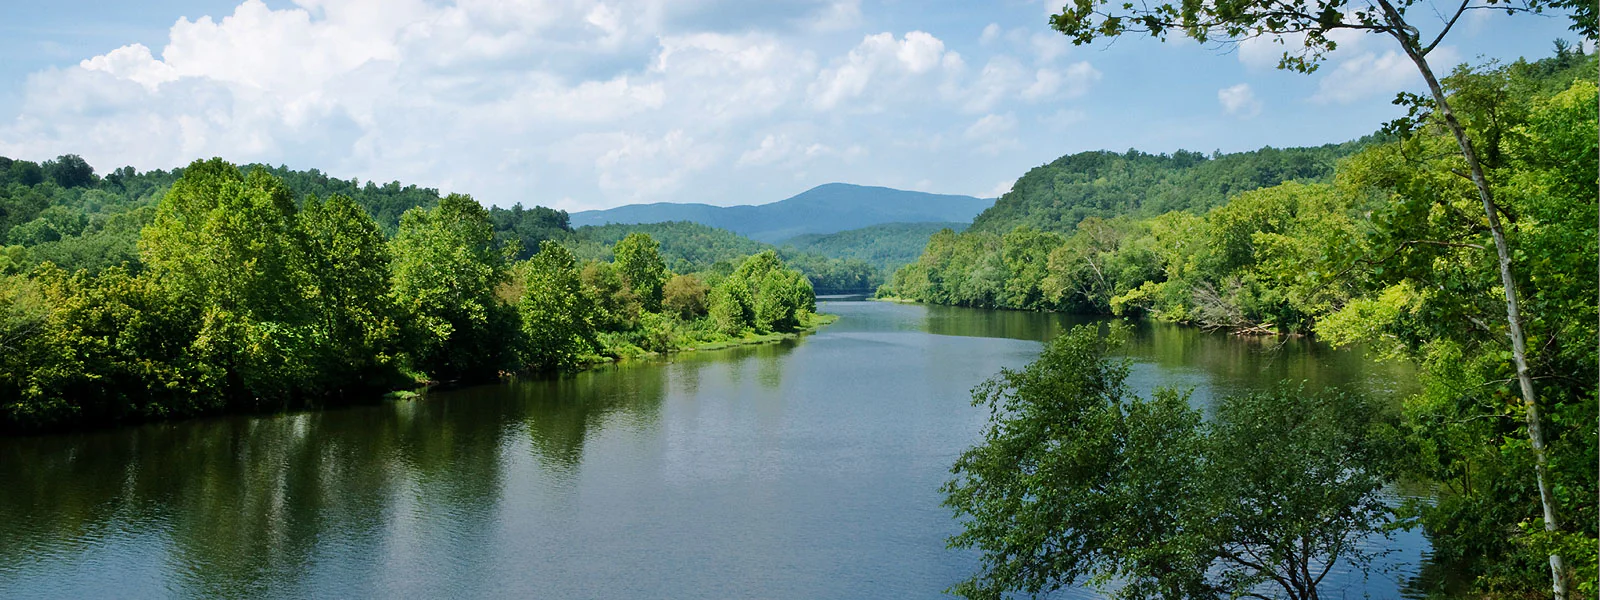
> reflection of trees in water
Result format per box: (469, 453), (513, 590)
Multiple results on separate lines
(513, 341), (798, 474)
(514, 365), (671, 476)
(0, 395), (524, 598)
(919, 303), (1414, 401)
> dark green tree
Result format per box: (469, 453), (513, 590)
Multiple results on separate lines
(299, 193), (404, 392)
(42, 154), (95, 188)
(390, 193), (518, 382)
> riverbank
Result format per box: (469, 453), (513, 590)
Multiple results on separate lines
(578, 313), (840, 365)
(409, 313), (841, 393)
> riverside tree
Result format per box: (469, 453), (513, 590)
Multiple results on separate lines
(519, 241), (598, 372)
(944, 324), (1397, 600)
(613, 232), (667, 312)
(389, 193), (519, 382)
(1044, 2), (1594, 594)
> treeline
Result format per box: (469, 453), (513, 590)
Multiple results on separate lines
(899, 49), (1599, 595)
(0, 160), (821, 432)
(0, 161), (877, 295)
(968, 141), (1370, 234)
(567, 221), (883, 293)
(779, 221), (964, 271)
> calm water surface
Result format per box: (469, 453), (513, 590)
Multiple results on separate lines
(1, 299), (1426, 598)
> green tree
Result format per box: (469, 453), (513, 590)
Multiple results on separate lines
(42, 154), (95, 189)
(709, 278), (754, 336)
(1320, 69), (1598, 595)
(299, 193), (403, 392)
(999, 226), (1063, 310)
(579, 260), (642, 332)
(390, 193), (518, 382)
(1046, 4), (1594, 594)
(519, 241), (598, 372)
(662, 273), (710, 320)
(612, 232), (667, 312)
(945, 324), (1396, 600)
(139, 159), (318, 402)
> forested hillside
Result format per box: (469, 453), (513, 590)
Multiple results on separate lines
(969, 142), (1371, 234)
(779, 222), (964, 271)
(892, 48), (1599, 596)
(0, 160), (879, 294)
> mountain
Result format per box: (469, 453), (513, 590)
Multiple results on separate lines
(969, 142), (1374, 234)
(779, 221), (965, 271)
(569, 183), (990, 243)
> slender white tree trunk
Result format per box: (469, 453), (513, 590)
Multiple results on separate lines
(1378, 4), (1568, 596)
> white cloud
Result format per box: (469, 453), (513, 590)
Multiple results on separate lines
(1, 0), (1102, 210)
(79, 44), (178, 90)
(984, 178), (1014, 198)
(964, 112), (1018, 155)
(1313, 47), (1457, 104)
(979, 23), (1002, 45)
(1236, 25), (1370, 71)
(808, 30), (959, 110)
(1218, 83), (1262, 117)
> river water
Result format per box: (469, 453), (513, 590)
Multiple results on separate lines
(0, 298), (1428, 598)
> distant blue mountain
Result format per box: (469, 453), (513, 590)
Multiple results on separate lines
(569, 183), (991, 243)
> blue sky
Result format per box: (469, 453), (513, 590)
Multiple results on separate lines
(0, 0), (1582, 211)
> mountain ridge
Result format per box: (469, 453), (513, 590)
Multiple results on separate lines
(570, 182), (990, 242)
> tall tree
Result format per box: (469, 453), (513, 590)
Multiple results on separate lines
(299, 193), (403, 392)
(519, 241), (598, 372)
(390, 193), (517, 382)
(139, 159), (318, 402)
(612, 232), (667, 312)
(1044, 3), (1591, 594)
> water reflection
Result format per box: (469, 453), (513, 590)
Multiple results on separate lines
(0, 300), (1421, 598)
(914, 302), (1415, 404)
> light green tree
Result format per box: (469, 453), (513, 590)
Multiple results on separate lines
(139, 159), (318, 402)
(612, 232), (667, 312)
(520, 241), (598, 372)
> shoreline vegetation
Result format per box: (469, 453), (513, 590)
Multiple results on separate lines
(387, 311), (838, 400)
(0, 160), (828, 434)
(892, 48), (1598, 598)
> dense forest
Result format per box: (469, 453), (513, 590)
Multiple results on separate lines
(565, 221), (882, 293)
(778, 221), (965, 271)
(0, 158), (884, 294)
(969, 141), (1372, 234)
(907, 48), (1598, 598)
(0, 159), (828, 432)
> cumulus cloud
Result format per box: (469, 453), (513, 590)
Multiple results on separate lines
(0, 0), (1101, 209)
(1218, 83), (1262, 117)
(807, 30), (958, 110)
(1230, 25), (1459, 107)
(1313, 47), (1458, 104)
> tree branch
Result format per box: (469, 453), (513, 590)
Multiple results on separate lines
(1422, 0), (1471, 55)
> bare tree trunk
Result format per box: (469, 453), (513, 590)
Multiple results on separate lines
(1376, 3), (1568, 596)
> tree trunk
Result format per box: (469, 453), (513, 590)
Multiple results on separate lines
(1377, 4), (1568, 597)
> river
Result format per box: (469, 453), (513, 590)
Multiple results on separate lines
(0, 298), (1429, 598)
